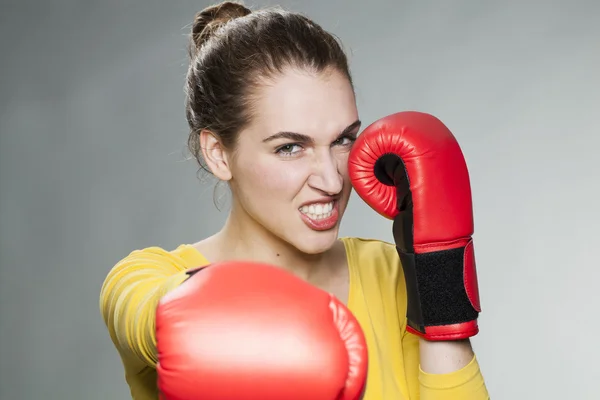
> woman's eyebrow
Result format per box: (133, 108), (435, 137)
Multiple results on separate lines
(262, 120), (361, 143)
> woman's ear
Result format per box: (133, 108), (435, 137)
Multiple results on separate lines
(199, 129), (233, 181)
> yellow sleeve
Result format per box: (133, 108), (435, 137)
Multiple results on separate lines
(402, 331), (490, 399)
(99, 246), (196, 368)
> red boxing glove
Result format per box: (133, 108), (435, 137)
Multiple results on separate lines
(348, 111), (481, 341)
(156, 261), (368, 400)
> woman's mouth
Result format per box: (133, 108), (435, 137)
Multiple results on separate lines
(299, 201), (334, 220)
(299, 201), (339, 231)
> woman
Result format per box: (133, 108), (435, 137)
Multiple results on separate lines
(100, 2), (489, 399)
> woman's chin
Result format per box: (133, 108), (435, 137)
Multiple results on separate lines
(291, 229), (339, 255)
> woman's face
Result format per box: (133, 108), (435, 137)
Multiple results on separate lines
(228, 67), (360, 255)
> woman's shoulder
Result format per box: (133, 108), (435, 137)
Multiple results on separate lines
(341, 236), (397, 254)
(115, 243), (209, 270)
(341, 237), (404, 302)
(341, 236), (400, 271)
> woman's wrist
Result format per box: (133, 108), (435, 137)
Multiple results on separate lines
(418, 338), (475, 374)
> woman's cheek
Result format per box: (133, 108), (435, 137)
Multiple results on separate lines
(249, 158), (311, 193)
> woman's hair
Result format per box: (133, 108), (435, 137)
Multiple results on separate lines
(185, 1), (353, 175)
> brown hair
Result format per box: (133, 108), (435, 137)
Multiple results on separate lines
(185, 1), (353, 175)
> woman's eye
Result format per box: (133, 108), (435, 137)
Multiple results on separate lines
(277, 143), (302, 155)
(333, 135), (356, 146)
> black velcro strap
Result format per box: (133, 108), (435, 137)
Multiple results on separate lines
(398, 247), (478, 333)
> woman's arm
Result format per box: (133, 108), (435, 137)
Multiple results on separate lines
(419, 338), (474, 374)
(402, 330), (489, 399)
(99, 247), (193, 367)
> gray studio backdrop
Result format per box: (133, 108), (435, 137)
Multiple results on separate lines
(1, 0), (598, 399)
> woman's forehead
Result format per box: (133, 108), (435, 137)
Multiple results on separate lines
(250, 69), (358, 138)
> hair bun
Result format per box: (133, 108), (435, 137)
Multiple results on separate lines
(190, 2), (251, 57)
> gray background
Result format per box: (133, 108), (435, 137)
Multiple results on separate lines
(1, 0), (598, 399)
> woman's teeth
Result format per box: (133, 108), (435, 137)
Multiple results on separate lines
(300, 201), (334, 220)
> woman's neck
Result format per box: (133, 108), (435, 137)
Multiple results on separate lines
(199, 205), (341, 282)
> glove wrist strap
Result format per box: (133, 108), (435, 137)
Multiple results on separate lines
(395, 244), (480, 336)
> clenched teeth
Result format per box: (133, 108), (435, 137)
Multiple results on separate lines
(300, 201), (334, 220)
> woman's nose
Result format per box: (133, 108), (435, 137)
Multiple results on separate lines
(306, 150), (344, 195)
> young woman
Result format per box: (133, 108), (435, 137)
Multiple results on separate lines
(100, 2), (489, 399)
